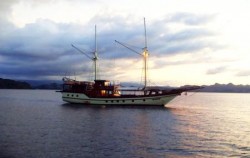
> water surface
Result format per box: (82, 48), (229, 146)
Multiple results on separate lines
(0, 90), (250, 157)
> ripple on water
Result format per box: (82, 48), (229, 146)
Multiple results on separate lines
(0, 91), (250, 157)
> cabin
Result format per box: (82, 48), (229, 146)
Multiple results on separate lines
(62, 80), (94, 93)
(91, 80), (121, 97)
(62, 78), (120, 97)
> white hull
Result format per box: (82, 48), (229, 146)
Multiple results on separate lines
(62, 92), (178, 106)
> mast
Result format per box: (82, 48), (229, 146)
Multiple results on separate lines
(144, 17), (147, 50)
(115, 18), (149, 89)
(143, 17), (148, 88)
(94, 25), (98, 81)
(72, 25), (98, 81)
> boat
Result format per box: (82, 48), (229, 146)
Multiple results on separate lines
(60, 19), (201, 106)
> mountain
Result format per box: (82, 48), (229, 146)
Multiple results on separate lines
(33, 82), (62, 90)
(23, 80), (62, 90)
(0, 78), (61, 90)
(24, 80), (61, 87)
(201, 83), (250, 93)
(0, 78), (32, 89)
(1, 78), (250, 93)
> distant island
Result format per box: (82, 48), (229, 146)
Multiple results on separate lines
(1, 78), (250, 93)
(200, 83), (250, 93)
(0, 78), (32, 89)
(33, 83), (62, 90)
(0, 78), (60, 89)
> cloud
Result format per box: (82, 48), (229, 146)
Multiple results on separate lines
(146, 14), (219, 56)
(206, 66), (227, 75)
(98, 14), (218, 58)
(0, 19), (94, 80)
(0, 12), (219, 80)
(236, 70), (250, 77)
(0, 0), (18, 33)
(0, 0), (18, 18)
(167, 12), (215, 25)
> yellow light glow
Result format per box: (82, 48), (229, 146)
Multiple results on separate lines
(143, 51), (149, 58)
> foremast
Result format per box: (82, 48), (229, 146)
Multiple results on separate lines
(93, 25), (98, 81)
(72, 25), (99, 81)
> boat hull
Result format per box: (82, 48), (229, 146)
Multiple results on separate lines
(62, 92), (178, 106)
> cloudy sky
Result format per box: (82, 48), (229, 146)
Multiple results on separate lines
(0, 0), (250, 86)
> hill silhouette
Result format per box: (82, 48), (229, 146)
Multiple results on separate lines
(1, 78), (250, 93)
(0, 78), (31, 89)
(201, 83), (250, 93)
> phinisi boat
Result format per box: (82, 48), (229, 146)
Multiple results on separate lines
(60, 19), (201, 106)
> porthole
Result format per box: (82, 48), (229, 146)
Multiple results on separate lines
(71, 94), (74, 97)
(143, 99), (145, 102)
(116, 100), (119, 103)
(122, 100), (125, 102)
(67, 94), (69, 96)
(132, 100), (134, 102)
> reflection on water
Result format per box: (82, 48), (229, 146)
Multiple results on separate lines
(168, 93), (250, 157)
(0, 90), (250, 157)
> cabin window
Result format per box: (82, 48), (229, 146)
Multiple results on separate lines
(71, 94), (74, 97)
(101, 90), (106, 96)
(105, 100), (108, 103)
(143, 99), (145, 102)
(132, 100), (134, 102)
(76, 95), (79, 97)
(116, 100), (119, 103)
(104, 82), (110, 86)
(122, 100), (125, 103)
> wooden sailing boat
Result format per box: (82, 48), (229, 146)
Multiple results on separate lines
(60, 19), (200, 106)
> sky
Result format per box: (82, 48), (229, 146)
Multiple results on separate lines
(0, 0), (250, 86)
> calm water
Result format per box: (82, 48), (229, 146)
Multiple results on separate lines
(0, 90), (250, 158)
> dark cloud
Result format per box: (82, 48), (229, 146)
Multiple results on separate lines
(0, 54), (93, 80)
(97, 14), (218, 59)
(0, 12), (219, 80)
(0, 19), (95, 80)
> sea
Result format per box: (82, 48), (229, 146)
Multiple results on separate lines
(0, 90), (250, 158)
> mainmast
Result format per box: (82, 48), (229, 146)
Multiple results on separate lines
(115, 18), (149, 89)
(143, 17), (148, 88)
